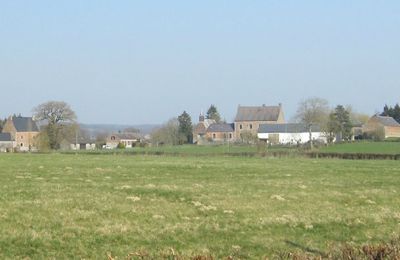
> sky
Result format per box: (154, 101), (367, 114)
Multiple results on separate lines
(0, 1), (399, 125)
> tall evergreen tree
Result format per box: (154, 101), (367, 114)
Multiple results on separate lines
(380, 103), (400, 123)
(382, 104), (391, 116)
(206, 104), (221, 123)
(327, 105), (352, 141)
(178, 111), (193, 144)
(393, 104), (400, 123)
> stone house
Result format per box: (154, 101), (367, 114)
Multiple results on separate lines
(205, 123), (235, 142)
(234, 104), (285, 140)
(2, 116), (40, 151)
(192, 114), (216, 144)
(363, 115), (400, 139)
(258, 123), (326, 145)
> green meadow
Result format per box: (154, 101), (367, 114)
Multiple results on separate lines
(1, 153), (400, 258)
(319, 141), (400, 155)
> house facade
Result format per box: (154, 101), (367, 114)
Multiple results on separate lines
(192, 114), (216, 144)
(106, 133), (141, 149)
(234, 104), (285, 140)
(2, 116), (40, 151)
(205, 123), (235, 142)
(363, 115), (400, 139)
(258, 123), (326, 145)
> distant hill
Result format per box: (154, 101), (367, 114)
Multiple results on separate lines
(80, 123), (160, 135)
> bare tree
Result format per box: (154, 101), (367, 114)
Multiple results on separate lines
(295, 97), (329, 149)
(150, 118), (184, 146)
(33, 101), (77, 149)
(346, 105), (370, 125)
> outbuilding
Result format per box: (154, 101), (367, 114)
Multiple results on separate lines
(258, 123), (327, 145)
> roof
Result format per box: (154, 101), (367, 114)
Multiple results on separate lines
(258, 123), (321, 134)
(372, 115), (400, 127)
(11, 116), (39, 132)
(196, 119), (215, 129)
(206, 123), (234, 133)
(194, 119), (216, 135)
(0, 133), (12, 142)
(235, 105), (282, 122)
(111, 133), (141, 140)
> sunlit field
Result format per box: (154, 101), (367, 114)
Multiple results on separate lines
(1, 153), (400, 258)
(318, 141), (400, 155)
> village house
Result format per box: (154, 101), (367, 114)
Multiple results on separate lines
(362, 114), (400, 139)
(234, 104), (285, 140)
(192, 114), (216, 144)
(106, 133), (141, 149)
(258, 123), (327, 145)
(205, 123), (235, 143)
(2, 115), (40, 151)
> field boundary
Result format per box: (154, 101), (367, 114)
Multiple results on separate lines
(307, 152), (400, 160)
(58, 149), (400, 160)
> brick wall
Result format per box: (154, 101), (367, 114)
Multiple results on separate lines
(206, 131), (234, 142)
(384, 126), (400, 138)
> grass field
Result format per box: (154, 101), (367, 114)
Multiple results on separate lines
(66, 144), (296, 156)
(319, 141), (400, 155)
(1, 154), (400, 258)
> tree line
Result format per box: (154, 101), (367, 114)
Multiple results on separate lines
(2, 99), (396, 150)
(381, 104), (400, 123)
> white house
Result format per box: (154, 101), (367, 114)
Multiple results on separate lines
(106, 133), (141, 149)
(258, 123), (327, 144)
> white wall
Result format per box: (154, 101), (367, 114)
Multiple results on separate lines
(258, 132), (327, 144)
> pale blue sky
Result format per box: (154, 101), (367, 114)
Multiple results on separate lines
(1, 1), (399, 124)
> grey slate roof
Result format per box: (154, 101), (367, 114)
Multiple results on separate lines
(112, 133), (141, 140)
(206, 123), (234, 133)
(0, 133), (12, 142)
(235, 105), (281, 122)
(258, 123), (321, 134)
(373, 115), (400, 127)
(12, 116), (39, 132)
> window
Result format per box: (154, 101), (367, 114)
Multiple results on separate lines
(229, 133), (232, 139)
(111, 136), (116, 140)
(21, 136), (24, 139)
(239, 124), (242, 130)
(20, 143), (23, 147)
(250, 124), (253, 129)
(212, 133), (216, 139)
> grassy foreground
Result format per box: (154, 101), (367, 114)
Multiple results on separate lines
(1, 154), (400, 258)
(319, 141), (400, 155)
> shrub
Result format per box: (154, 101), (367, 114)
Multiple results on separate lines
(117, 142), (126, 149)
